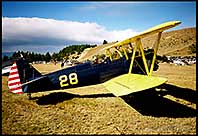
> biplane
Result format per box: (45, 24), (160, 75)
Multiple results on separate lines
(7, 21), (181, 98)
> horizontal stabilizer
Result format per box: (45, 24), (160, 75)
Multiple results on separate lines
(103, 74), (167, 96)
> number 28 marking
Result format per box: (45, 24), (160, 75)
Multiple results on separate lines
(59, 73), (78, 87)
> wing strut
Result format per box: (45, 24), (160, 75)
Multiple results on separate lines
(128, 32), (162, 76)
(149, 32), (162, 76)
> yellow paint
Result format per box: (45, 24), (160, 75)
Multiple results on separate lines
(59, 75), (69, 87)
(59, 73), (78, 87)
(103, 21), (181, 96)
(149, 32), (162, 76)
(103, 21), (181, 50)
(69, 73), (78, 85)
(137, 39), (150, 75)
(103, 74), (167, 96)
(128, 42), (138, 74)
(122, 46), (129, 60)
(105, 49), (113, 61)
(114, 47), (123, 59)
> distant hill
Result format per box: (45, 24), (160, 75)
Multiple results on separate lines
(142, 27), (196, 56)
(78, 27), (196, 61)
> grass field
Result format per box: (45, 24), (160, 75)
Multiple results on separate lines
(2, 62), (196, 134)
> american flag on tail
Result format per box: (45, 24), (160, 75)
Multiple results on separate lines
(8, 62), (23, 94)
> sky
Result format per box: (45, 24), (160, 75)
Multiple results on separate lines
(2, 1), (196, 54)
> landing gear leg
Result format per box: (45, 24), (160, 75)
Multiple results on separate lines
(27, 93), (32, 100)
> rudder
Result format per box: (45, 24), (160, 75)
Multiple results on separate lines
(8, 62), (23, 94)
(8, 57), (42, 94)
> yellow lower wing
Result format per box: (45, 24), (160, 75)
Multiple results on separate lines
(103, 74), (167, 96)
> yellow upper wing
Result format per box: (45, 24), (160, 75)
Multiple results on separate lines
(103, 21), (181, 50)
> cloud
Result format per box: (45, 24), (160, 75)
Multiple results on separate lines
(2, 17), (138, 53)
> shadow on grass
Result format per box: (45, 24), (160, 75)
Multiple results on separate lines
(161, 84), (197, 103)
(34, 83), (196, 118)
(35, 92), (114, 105)
(120, 83), (197, 118)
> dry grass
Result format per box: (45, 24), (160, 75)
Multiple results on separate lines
(153, 63), (196, 90)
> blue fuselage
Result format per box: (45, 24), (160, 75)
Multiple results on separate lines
(22, 57), (131, 93)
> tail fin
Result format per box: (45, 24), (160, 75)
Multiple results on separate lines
(8, 62), (23, 94)
(8, 58), (42, 94)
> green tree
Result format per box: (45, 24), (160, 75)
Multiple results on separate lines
(45, 52), (51, 62)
